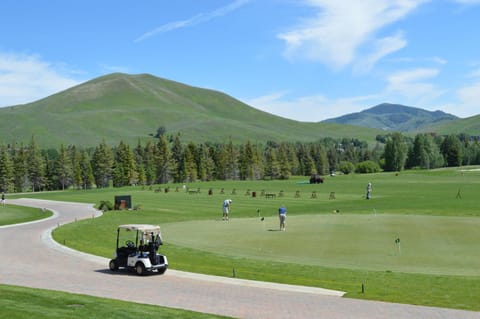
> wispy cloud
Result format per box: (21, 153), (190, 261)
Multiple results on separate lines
(278, 0), (429, 70)
(245, 67), (446, 122)
(354, 31), (407, 73)
(135, 0), (251, 42)
(245, 91), (379, 122)
(455, 82), (480, 117)
(470, 68), (480, 78)
(0, 52), (80, 107)
(452, 65), (480, 117)
(384, 67), (446, 107)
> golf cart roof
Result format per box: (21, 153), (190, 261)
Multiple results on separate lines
(118, 224), (160, 233)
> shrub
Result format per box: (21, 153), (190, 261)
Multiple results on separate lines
(338, 161), (355, 174)
(355, 160), (381, 174)
(98, 200), (114, 211)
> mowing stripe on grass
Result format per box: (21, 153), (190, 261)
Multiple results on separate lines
(163, 214), (480, 276)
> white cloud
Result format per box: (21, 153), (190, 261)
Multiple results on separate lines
(135, 0), (251, 42)
(453, 82), (480, 117)
(278, 0), (428, 70)
(245, 67), (447, 122)
(431, 56), (447, 65)
(244, 91), (378, 122)
(468, 67), (480, 78)
(386, 68), (443, 103)
(354, 32), (407, 73)
(0, 52), (80, 107)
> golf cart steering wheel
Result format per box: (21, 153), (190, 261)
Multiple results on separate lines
(125, 240), (135, 248)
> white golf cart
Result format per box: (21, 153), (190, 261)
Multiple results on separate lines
(109, 224), (168, 276)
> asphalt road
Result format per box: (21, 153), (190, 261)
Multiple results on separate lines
(1, 198), (479, 319)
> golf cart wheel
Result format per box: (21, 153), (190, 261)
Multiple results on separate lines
(157, 266), (167, 275)
(109, 259), (119, 271)
(135, 262), (146, 276)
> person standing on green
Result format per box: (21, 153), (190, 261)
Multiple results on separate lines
(278, 205), (287, 231)
(222, 199), (232, 221)
(366, 182), (372, 199)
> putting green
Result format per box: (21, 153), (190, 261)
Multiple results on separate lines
(162, 214), (480, 276)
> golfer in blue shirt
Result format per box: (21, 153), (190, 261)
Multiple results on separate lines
(279, 205), (287, 231)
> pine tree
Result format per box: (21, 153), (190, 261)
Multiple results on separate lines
(277, 142), (291, 179)
(264, 146), (280, 179)
(79, 149), (94, 189)
(238, 141), (255, 180)
(0, 145), (14, 192)
(133, 140), (146, 186)
(27, 136), (46, 192)
(92, 140), (113, 188)
(441, 134), (463, 167)
(55, 144), (73, 190)
(70, 146), (82, 189)
(195, 143), (209, 181)
(12, 144), (29, 192)
(171, 134), (185, 183)
(226, 139), (238, 180)
(113, 141), (138, 187)
(155, 135), (172, 184)
(213, 144), (228, 180)
(143, 141), (157, 185)
(184, 142), (197, 182)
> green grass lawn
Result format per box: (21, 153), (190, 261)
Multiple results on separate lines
(0, 204), (52, 226)
(0, 284), (231, 319)
(10, 167), (480, 311)
(163, 214), (480, 276)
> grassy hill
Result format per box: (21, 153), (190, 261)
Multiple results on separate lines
(0, 73), (382, 148)
(420, 114), (480, 136)
(322, 103), (457, 132)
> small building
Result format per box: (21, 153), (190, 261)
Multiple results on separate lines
(114, 195), (132, 210)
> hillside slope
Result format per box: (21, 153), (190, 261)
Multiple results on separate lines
(420, 114), (480, 136)
(322, 103), (457, 132)
(0, 73), (382, 148)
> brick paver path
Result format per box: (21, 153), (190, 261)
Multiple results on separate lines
(1, 198), (479, 319)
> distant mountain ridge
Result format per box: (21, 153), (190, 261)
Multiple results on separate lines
(0, 73), (383, 148)
(322, 103), (458, 132)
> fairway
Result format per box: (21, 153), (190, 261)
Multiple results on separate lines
(163, 213), (480, 276)
(25, 168), (480, 310)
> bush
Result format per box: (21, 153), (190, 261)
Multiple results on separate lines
(338, 161), (355, 174)
(355, 160), (381, 174)
(98, 200), (114, 211)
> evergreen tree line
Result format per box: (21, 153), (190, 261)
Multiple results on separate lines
(1, 132), (479, 192)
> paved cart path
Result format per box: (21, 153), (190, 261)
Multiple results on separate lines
(1, 198), (479, 319)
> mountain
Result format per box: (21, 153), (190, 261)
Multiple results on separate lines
(0, 73), (383, 148)
(322, 103), (458, 132)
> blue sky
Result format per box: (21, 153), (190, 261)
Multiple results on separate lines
(1, 0), (480, 121)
